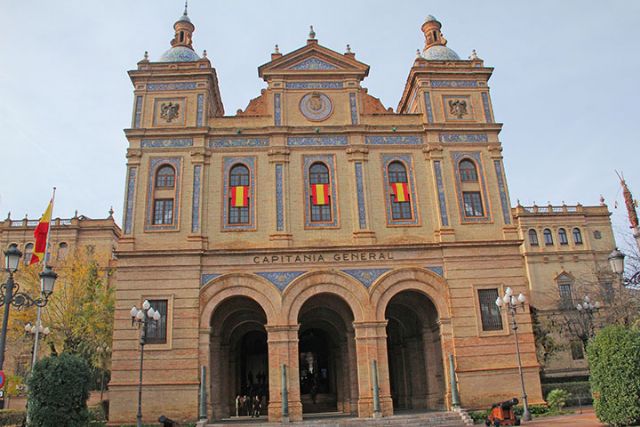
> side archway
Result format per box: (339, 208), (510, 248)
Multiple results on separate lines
(369, 268), (450, 411)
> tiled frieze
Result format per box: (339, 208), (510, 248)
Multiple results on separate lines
(438, 133), (488, 143)
(342, 268), (390, 287)
(209, 138), (269, 148)
(433, 160), (449, 227)
(141, 138), (193, 148)
(287, 136), (347, 146)
(365, 136), (422, 145)
(147, 82), (197, 91)
(354, 162), (367, 229)
(191, 165), (202, 233)
(494, 160), (512, 225)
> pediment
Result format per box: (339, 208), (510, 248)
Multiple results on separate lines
(258, 41), (370, 80)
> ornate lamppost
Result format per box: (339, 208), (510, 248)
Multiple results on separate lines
(130, 300), (161, 427)
(24, 322), (50, 369)
(575, 295), (600, 340)
(496, 287), (531, 422)
(609, 248), (640, 287)
(0, 246), (57, 371)
(96, 344), (110, 403)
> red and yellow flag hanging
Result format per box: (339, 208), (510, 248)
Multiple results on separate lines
(30, 200), (53, 265)
(231, 186), (249, 208)
(311, 184), (329, 206)
(391, 182), (410, 202)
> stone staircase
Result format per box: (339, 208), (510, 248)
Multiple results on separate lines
(206, 410), (473, 426)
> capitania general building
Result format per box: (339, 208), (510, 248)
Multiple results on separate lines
(108, 8), (617, 425)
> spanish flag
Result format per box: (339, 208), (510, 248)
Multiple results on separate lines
(311, 184), (329, 205)
(30, 200), (53, 265)
(231, 186), (249, 208)
(391, 183), (410, 202)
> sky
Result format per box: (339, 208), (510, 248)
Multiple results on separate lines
(1, 1), (639, 249)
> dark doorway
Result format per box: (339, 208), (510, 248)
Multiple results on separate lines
(385, 291), (445, 411)
(297, 293), (358, 415)
(210, 296), (268, 419)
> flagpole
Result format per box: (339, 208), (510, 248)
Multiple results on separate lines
(31, 187), (56, 370)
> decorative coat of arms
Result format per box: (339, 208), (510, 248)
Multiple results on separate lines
(160, 102), (180, 122)
(448, 99), (468, 119)
(300, 92), (333, 121)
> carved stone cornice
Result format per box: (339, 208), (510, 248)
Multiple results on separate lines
(346, 146), (369, 162)
(268, 147), (291, 163)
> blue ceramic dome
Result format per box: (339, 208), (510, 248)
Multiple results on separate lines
(423, 45), (460, 60)
(158, 46), (200, 62)
(424, 15), (440, 24)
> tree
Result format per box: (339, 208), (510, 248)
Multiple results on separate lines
(27, 353), (92, 427)
(588, 325), (640, 426)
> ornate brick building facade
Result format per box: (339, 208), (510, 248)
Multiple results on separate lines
(108, 10), (615, 425)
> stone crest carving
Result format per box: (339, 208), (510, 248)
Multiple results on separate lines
(160, 102), (180, 122)
(299, 92), (333, 121)
(448, 99), (468, 118)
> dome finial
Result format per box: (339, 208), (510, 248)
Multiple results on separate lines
(309, 25), (316, 40)
(184, 0), (188, 16)
(421, 15), (460, 60)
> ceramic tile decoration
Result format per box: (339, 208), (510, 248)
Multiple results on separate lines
(256, 271), (305, 290)
(438, 133), (488, 143)
(433, 161), (449, 227)
(289, 57), (337, 70)
(191, 165), (202, 232)
(124, 167), (137, 234)
(365, 136), (422, 145)
(494, 160), (512, 225)
(141, 138), (193, 148)
(209, 138), (269, 148)
(342, 268), (391, 287)
(275, 164), (284, 231)
(286, 82), (343, 89)
(147, 82), (197, 91)
(355, 162), (367, 229)
(287, 136), (347, 146)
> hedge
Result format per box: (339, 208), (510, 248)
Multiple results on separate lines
(27, 353), (92, 427)
(0, 409), (25, 426)
(588, 325), (640, 426)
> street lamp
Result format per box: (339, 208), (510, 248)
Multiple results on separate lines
(131, 300), (161, 427)
(576, 295), (600, 343)
(0, 247), (57, 371)
(496, 287), (531, 422)
(96, 344), (110, 403)
(608, 248), (640, 287)
(24, 322), (50, 368)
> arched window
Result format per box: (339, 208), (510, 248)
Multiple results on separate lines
(152, 164), (176, 226)
(528, 229), (539, 246)
(155, 165), (176, 189)
(557, 273), (574, 309)
(543, 228), (553, 245)
(558, 228), (568, 245)
(388, 161), (412, 220)
(573, 227), (583, 245)
(228, 164), (250, 225)
(459, 159), (478, 182)
(24, 243), (34, 265)
(57, 242), (68, 261)
(309, 162), (331, 222)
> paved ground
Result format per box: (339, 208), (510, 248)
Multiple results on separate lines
(524, 407), (605, 426)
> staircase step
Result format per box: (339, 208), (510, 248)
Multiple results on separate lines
(207, 410), (467, 426)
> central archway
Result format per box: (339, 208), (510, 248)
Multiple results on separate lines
(385, 290), (445, 410)
(297, 293), (358, 415)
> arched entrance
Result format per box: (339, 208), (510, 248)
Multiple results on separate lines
(210, 296), (268, 419)
(297, 293), (358, 415)
(385, 290), (445, 410)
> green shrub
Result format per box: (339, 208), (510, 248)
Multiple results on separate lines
(541, 381), (591, 406)
(546, 388), (570, 411)
(587, 325), (640, 426)
(26, 353), (92, 427)
(0, 409), (26, 426)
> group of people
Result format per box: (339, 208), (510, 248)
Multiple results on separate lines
(235, 394), (263, 418)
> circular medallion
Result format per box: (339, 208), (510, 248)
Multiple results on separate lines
(299, 92), (333, 121)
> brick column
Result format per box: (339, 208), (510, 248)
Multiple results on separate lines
(266, 325), (302, 422)
(353, 321), (392, 417)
